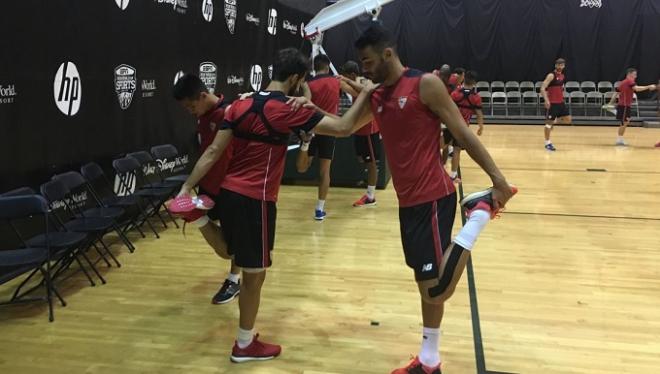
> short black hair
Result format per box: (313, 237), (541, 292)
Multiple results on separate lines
(354, 23), (396, 52)
(314, 54), (331, 71)
(341, 61), (360, 76)
(454, 67), (466, 76)
(465, 70), (478, 85)
(273, 48), (310, 82)
(173, 74), (207, 101)
(626, 68), (637, 75)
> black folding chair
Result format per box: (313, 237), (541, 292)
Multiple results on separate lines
(0, 194), (63, 322)
(113, 156), (177, 233)
(127, 151), (182, 190)
(80, 162), (154, 239)
(41, 179), (119, 282)
(150, 144), (190, 184)
(53, 171), (136, 253)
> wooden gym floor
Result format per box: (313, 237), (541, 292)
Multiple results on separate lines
(1, 125), (659, 374)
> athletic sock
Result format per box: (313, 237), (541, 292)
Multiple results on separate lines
(227, 272), (240, 283)
(617, 136), (624, 142)
(237, 327), (253, 349)
(545, 140), (552, 146)
(366, 185), (376, 200)
(419, 327), (441, 367)
(449, 171), (458, 179)
(316, 200), (325, 212)
(453, 209), (490, 250)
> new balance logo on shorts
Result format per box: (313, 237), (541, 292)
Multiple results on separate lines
(422, 263), (433, 272)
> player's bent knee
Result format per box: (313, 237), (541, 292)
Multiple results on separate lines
(427, 245), (466, 299)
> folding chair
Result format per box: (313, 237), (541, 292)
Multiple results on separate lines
(490, 81), (505, 93)
(565, 81), (580, 93)
(522, 91), (539, 115)
(150, 144), (190, 184)
(505, 91), (521, 116)
(586, 91), (603, 116)
(597, 81), (613, 94)
(505, 81), (520, 93)
(520, 81), (535, 93)
(580, 81), (596, 93)
(491, 92), (507, 115)
(476, 81), (490, 93)
(569, 91), (587, 116)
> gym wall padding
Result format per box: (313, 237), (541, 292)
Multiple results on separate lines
(0, 0), (308, 192)
(324, 0), (660, 85)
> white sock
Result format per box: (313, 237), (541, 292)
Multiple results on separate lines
(366, 185), (376, 199)
(448, 145), (454, 153)
(300, 141), (310, 151)
(453, 209), (490, 250)
(449, 171), (458, 179)
(316, 200), (325, 211)
(227, 272), (240, 283)
(237, 327), (253, 349)
(545, 140), (552, 145)
(419, 327), (441, 367)
(617, 136), (624, 142)
(192, 215), (210, 228)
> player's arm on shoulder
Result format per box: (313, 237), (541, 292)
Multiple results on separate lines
(302, 82), (312, 100)
(633, 83), (657, 92)
(420, 73), (511, 204)
(314, 87), (375, 137)
(180, 127), (234, 196)
(340, 79), (360, 97)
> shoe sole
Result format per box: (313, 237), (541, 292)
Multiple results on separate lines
(460, 188), (492, 207)
(230, 354), (277, 363)
(212, 291), (239, 305)
(314, 217), (325, 221)
(353, 202), (377, 207)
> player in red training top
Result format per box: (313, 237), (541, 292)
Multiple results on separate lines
(176, 48), (375, 364)
(611, 68), (656, 146)
(541, 58), (570, 151)
(447, 70), (485, 183)
(349, 24), (516, 373)
(172, 74), (240, 305)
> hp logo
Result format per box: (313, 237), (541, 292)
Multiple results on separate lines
(202, 0), (213, 22)
(250, 65), (263, 91)
(53, 61), (82, 116)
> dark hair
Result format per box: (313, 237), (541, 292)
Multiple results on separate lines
(172, 74), (207, 101)
(354, 23), (396, 52)
(341, 60), (360, 76)
(314, 54), (331, 71)
(465, 70), (478, 85)
(626, 68), (637, 75)
(273, 48), (310, 82)
(555, 58), (566, 64)
(454, 67), (466, 75)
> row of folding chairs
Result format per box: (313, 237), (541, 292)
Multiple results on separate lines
(0, 144), (189, 321)
(479, 91), (640, 117)
(476, 81), (620, 94)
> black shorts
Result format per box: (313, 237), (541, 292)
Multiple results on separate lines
(197, 187), (221, 221)
(616, 105), (632, 123)
(399, 192), (457, 281)
(217, 189), (276, 269)
(354, 133), (381, 163)
(442, 129), (462, 148)
(546, 103), (570, 120)
(308, 134), (336, 160)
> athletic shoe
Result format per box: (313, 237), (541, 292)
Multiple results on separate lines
(545, 143), (557, 151)
(212, 279), (240, 305)
(353, 195), (377, 207)
(655, 141), (660, 148)
(615, 139), (628, 146)
(230, 334), (281, 363)
(391, 356), (441, 374)
(450, 174), (462, 184)
(460, 185), (519, 219)
(167, 194), (214, 222)
(314, 210), (327, 221)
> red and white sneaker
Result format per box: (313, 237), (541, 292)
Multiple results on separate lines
(166, 194), (214, 222)
(352, 194), (377, 207)
(460, 185), (518, 219)
(391, 356), (441, 374)
(230, 334), (281, 363)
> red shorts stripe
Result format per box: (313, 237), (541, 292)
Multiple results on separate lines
(430, 200), (443, 268)
(261, 201), (269, 268)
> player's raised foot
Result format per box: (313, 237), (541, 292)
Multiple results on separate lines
(314, 209), (327, 221)
(460, 185), (519, 219)
(353, 195), (377, 207)
(391, 356), (441, 374)
(230, 334), (281, 363)
(544, 143), (557, 151)
(212, 278), (240, 305)
(166, 194), (215, 222)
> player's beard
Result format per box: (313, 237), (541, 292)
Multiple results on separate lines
(369, 59), (389, 84)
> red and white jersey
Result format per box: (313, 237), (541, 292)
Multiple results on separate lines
(196, 96), (233, 195)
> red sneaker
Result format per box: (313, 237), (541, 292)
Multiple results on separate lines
(391, 356), (441, 374)
(230, 334), (281, 363)
(352, 194), (377, 207)
(460, 185), (518, 219)
(166, 194), (214, 222)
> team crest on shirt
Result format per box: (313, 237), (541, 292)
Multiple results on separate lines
(398, 96), (408, 109)
(377, 105), (383, 113)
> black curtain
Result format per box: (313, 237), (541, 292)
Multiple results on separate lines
(0, 0), (308, 192)
(325, 0), (660, 84)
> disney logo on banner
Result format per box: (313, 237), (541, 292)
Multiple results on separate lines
(157, 155), (189, 173)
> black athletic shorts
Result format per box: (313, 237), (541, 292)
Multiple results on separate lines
(217, 189), (276, 269)
(308, 134), (336, 160)
(354, 133), (381, 163)
(616, 105), (632, 123)
(443, 129), (462, 148)
(399, 192), (457, 281)
(197, 187), (221, 221)
(546, 103), (570, 120)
